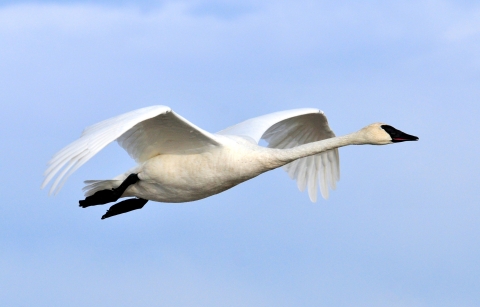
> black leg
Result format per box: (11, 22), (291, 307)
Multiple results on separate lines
(79, 173), (140, 208)
(101, 198), (148, 219)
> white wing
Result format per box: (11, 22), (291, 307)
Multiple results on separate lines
(42, 106), (220, 195)
(217, 109), (340, 202)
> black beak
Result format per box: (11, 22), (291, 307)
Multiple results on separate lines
(381, 125), (419, 143)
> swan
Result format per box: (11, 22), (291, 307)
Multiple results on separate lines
(42, 106), (418, 219)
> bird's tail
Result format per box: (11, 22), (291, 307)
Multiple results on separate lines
(82, 180), (122, 197)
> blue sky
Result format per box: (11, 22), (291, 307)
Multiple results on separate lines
(1, 0), (479, 306)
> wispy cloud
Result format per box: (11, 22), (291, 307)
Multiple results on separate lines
(1, 0), (479, 89)
(445, 6), (480, 41)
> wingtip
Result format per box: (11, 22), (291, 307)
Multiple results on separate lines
(320, 190), (330, 200)
(40, 180), (48, 190)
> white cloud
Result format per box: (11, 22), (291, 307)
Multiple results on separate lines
(0, 1), (458, 58)
(444, 7), (480, 41)
(0, 0), (476, 77)
(0, 3), (131, 33)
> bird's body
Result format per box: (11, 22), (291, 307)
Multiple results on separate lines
(42, 106), (418, 219)
(124, 136), (273, 203)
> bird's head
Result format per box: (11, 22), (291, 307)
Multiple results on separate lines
(357, 123), (419, 145)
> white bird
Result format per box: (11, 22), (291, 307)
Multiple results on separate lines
(42, 106), (418, 219)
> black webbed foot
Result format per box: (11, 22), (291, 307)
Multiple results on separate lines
(79, 173), (140, 208)
(101, 198), (148, 219)
(79, 189), (120, 208)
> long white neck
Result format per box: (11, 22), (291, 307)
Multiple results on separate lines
(262, 131), (366, 169)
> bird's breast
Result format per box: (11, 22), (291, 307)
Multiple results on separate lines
(133, 146), (271, 203)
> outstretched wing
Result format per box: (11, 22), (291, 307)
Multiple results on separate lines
(217, 108), (339, 202)
(42, 106), (220, 195)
